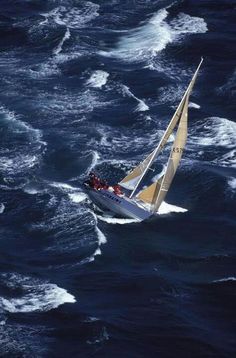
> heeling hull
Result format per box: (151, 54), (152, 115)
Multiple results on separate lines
(87, 188), (152, 221)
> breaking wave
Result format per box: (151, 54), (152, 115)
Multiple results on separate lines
(121, 85), (149, 112)
(86, 70), (109, 88)
(0, 273), (75, 313)
(100, 9), (207, 64)
(97, 214), (138, 225)
(53, 27), (71, 55)
(213, 277), (236, 283)
(40, 2), (99, 29)
(0, 107), (46, 182)
(0, 203), (5, 214)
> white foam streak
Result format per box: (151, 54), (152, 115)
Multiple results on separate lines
(87, 151), (100, 174)
(86, 70), (109, 88)
(100, 9), (207, 63)
(122, 85), (149, 112)
(213, 277), (236, 283)
(41, 3), (99, 29)
(69, 192), (88, 203)
(228, 178), (236, 190)
(189, 102), (201, 109)
(95, 225), (107, 244)
(191, 117), (236, 149)
(0, 203), (5, 214)
(50, 182), (78, 191)
(97, 214), (138, 225)
(0, 274), (76, 313)
(53, 27), (70, 55)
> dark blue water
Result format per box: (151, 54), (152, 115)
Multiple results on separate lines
(0, 0), (235, 356)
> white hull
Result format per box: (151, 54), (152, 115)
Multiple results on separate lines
(86, 187), (152, 221)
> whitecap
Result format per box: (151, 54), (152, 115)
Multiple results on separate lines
(100, 9), (207, 64)
(50, 182), (79, 191)
(69, 192), (88, 203)
(189, 102), (201, 109)
(53, 27), (71, 55)
(86, 151), (100, 174)
(95, 225), (107, 245)
(0, 203), (5, 214)
(0, 106), (43, 143)
(228, 178), (236, 190)
(41, 3), (99, 29)
(86, 70), (109, 89)
(213, 277), (236, 283)
(23, 187), (40, 195)
(190, 117), (236, 149)
(0, 274), (76, 313)
(121, 85), (149, 112)
(97, 214), (138, 225)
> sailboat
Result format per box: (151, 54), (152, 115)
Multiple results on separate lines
(85, 59), (203, 221)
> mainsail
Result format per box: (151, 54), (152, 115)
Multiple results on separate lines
(119, 58), (203, 198)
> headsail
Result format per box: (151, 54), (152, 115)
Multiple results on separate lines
(134, 58), (203, 210)
(119, 58), (203, 198)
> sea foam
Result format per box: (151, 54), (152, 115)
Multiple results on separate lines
(86, 70), (109, 88)
(100, 9), (207, 64)
(0, 274), (76, 313)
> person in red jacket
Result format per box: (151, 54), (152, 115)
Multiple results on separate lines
(113, 184), (123, 196)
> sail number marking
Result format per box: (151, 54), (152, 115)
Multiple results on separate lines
(172, 147), (184, 153)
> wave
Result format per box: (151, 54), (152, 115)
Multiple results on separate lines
(0, 203), (5, 214)
(100, 9), (207, 64)
(212, 277), (236, 283)
(40, 2), (99, 29)
(53, 27), (71, 55)
(86, 70), (109, 89)
(86, 151), (100, 174)
(228, 178), (236, 190)
(0, 107), (46, 182)
(192, 117), (236, 149)
(29, 61), (61, 78)
(97, 214), (138, 225)
(0, 106), (43, 144)
(69, 192), (88, 203)
(121, 85), (149, 112)
(0, 273), (75, 313)
(189, 117), (236, 168)
(189, 102), (201, 109)
(50, 181), (79, 191)
(217, 67), (236, 99)
(87, 326), (109, 345)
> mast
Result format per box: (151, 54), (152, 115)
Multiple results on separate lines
(129, 58), (203, 199)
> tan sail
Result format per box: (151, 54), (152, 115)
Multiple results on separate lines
(153, 94), (189, 212)
(119, 58), (203, 196)
(136, 176), (164, 205)
(119, 150), (155, 190)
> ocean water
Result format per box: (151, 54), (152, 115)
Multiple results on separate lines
(0, 0), (235, 356)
